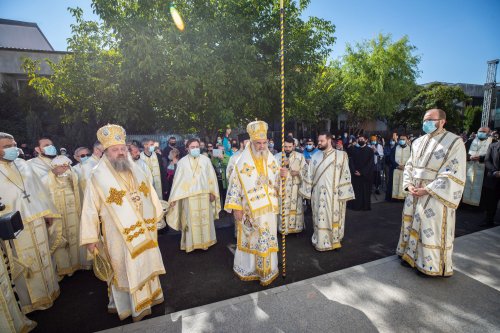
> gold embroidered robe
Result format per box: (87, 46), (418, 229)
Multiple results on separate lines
(397, 130), (466, 276)
(0, 159), (60, 314)
(302, 149), (354, 251)
(166, 155), (220, 252)
(225, 146), (280, 286)
(80, 156), (166, 321)
(274, 151), (308, 234)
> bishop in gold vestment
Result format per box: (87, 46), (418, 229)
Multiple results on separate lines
(225, 121), (280, 286)
(80, 125), (166, 322)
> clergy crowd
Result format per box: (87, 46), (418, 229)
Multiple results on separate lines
(1, 108), (499, 331)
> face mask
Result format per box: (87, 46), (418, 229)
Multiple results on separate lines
(3, 147), (19, 161)
(390, 140), (395, 146)
(371, 141), (377, 145)
(232, 143), (238, 148)
(217, 139), (222, 144)
(355, 143), (360, 148)
(358, 140), (366, 146)
(170, 142), (176, 147)
(148, 146), (155, 153)
(306, 144), (313, 150)
(285, 152), (291, 158)
(477, 132), (487, 140)
(80, 156), (90, 163)
(422, 120), (438, 134)
(269, 144), (274, 148)
(43, 145), (57, 156)
(190, 148), (200, 158)
(399, 140), (406, 146)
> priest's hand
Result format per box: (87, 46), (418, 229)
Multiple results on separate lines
(52, 165), (68, 176)
(280, 168), (288, 178)
(414, 187), (428, 197)
(209, 193), (216, 202)
(290, 170), (300, 177)
(233, 209), (243, 221)
(87, 243), (98, 254)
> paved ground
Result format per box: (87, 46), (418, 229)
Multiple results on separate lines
(100, 227), (500, 333)
(27, 199), (495, 333)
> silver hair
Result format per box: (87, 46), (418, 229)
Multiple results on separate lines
(74, 146), (90, 156)
(0, 132), (14, 140)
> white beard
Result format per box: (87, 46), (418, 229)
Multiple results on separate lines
(250, 143), (268, 159)
(109, 156), (132, 172)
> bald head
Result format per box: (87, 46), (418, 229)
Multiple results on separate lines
(423, 109), (447, 132)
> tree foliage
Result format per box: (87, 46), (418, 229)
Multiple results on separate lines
(24, 0), (336, 140)
(341, 34), (420, 126)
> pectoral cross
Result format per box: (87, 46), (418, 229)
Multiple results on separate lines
(22, 190), (31, 203)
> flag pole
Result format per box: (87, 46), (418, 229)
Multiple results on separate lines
(279, 0), (286, 279)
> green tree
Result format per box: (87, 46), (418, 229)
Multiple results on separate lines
(391, 83), (472, 133)
(463, 105), (483, 133)
(342, 33), (420, 127)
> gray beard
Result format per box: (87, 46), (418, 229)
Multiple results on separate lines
(109, 157), (132, 172)
(250, 143), (267, 159)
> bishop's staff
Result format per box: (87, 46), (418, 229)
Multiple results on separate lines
(279, 0), (286, 278)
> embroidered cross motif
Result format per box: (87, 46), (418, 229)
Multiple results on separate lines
(434, 178), (447, 189)
(241, 163), (255, 177)
(453, 190), (462, 200)
(414, 214), (422, 223)
(433, 149), (445, 160)
(106, 188), (126, 206)
(138, 181), (150, 197)
(423, 228), (434, 238)
(268, 161), (278, 174)
(424, 208), (435, 218)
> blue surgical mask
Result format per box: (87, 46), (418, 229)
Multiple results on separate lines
(371, 141), (377, 145)
(390, 140), (395, 146)
(306, 144), (313, 150)
(43, 145), (57, 156)
(477, 132), (487, 140)
(148, 146), (155, 153)
(399, 140), (406, 146)
(269, 143), (274, 148)
(355, 143), (360, 148)
(190, 148), (200, 158)
(3, 147), (19, 161)
(80, 156), (90, 164)
(422, 120), (437, 134)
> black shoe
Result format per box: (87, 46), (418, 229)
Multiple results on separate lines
(416, 270), (429, 278)
(400, 260), (411, 268)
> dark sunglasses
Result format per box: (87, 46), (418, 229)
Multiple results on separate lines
(79, 153), (92, 158)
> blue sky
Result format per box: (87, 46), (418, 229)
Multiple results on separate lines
(1, 0), (499, 84)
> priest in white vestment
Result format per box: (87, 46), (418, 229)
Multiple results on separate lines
(225, 121), (280, 286)
(140, 139), (165, 200)
(72, 146), (91, 179)
(0, 133), (60, 313)
(463, 127), (492, 206)
(275, 136), (308, 235)
(166, 139), (220, 252)
(128, 143), (153, 181)
(80, 141), (104, 191)
(397, 109), (466, 277)
(301, 132), (354, 251)
(47, 156), (90, 276)
(27, 137), (58, 183)
(0, 243), (36, 332)
(80, 125), (166, 322)
(391, 135), (412, 200)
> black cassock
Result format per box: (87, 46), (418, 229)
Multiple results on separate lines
(347, 145), (375, 211)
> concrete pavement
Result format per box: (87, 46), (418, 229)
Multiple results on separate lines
(99, 226), (500, 333)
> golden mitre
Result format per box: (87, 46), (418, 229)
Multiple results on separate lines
(246, 120), (268, 141)
(97, 124), (126, 150)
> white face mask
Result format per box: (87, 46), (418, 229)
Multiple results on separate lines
(190, 148), (200, 158)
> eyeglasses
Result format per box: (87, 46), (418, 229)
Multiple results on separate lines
(424, 118), (442, 121)
(79, 153), (92, 158)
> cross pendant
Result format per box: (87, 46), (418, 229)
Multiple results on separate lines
(22, 191), (31, 203)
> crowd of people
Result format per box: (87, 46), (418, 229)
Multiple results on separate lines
(0, 108), (499, 330)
